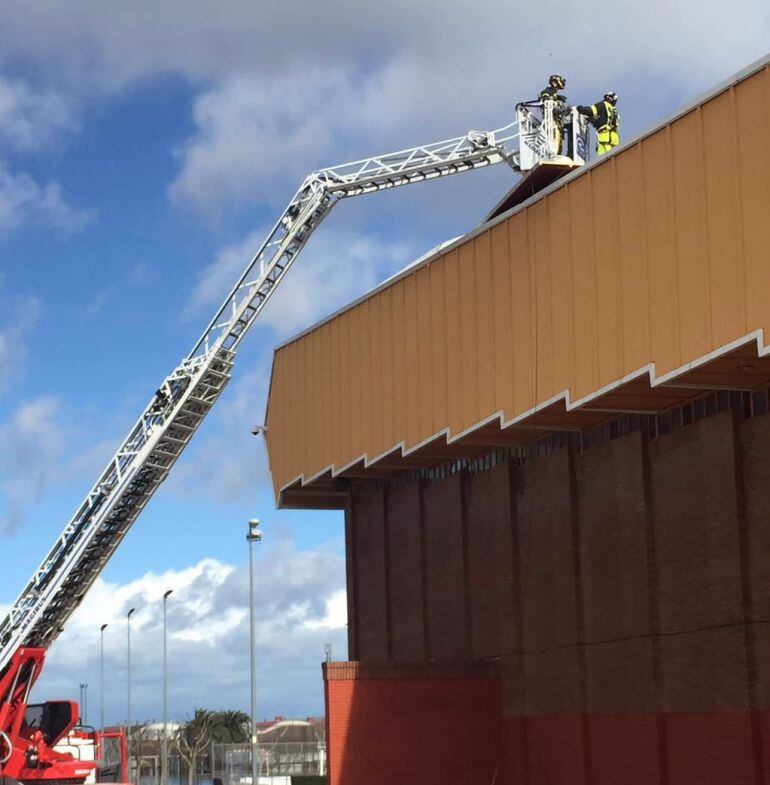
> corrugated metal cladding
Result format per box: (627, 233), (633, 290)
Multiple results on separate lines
(265, 59), (770, 505)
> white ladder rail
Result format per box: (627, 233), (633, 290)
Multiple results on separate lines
(0, 108), (581, 674)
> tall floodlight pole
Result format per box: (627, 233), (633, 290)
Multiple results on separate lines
(100, 624), (108, 731)
(162, 590), (173, 785)
(247, 519), (262, 785)
(126, 607), (135, 778)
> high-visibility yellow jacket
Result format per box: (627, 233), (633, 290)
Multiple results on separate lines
(577, 100), (620, 151)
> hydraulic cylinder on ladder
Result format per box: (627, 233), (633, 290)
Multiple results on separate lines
(0, 98), (589, 785)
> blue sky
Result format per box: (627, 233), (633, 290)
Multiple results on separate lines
(0, 0), (767, 725)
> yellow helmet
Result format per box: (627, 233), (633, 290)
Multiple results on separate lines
(550, 74), (566, 90)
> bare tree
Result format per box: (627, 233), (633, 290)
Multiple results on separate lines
(129, 721), (151, 782)
(172, 710), (212, 785)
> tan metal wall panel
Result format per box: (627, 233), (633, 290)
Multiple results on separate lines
(591, 161), (624, 389)
(311, 327), (323, 475)
(703, 88), (747, 348)
(737, 68), (770, 343)
(530, 201), (553, 404)
(416, 266), (434, 439)
(429, 259), (449, 436)
(403, 272), (420, 447)
(390, 282), (406, 450)
(548, 187), (576, 402)
(347, 307), (360, 465)
(443, 248), (463, 435)
(568, 175), (600, 401)
(509, 213), (535, 415)
(320, 322), (331, 472)
(378, 285), (394, 458)
(474, 233), (496, 422)
(615, 145), (651, 374)
(671, 108), (712, 364)
(458, 242), (478, 432)
(329, 314), (342, 473)
(490, 223), (514, 414)
(643, 127), (681, 377)
(266, 63), (770, 498)
(368, 295), (383, 460)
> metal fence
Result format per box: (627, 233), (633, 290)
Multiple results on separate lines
(134, 740), (326, 784)
(213, 741), (326, 780)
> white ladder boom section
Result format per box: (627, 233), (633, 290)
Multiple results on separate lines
(187, 118), (521, 361)
(0, 111), (571, 673)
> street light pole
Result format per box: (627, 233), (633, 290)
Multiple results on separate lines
(126, 607), (135, 779)
(246, 520), (262, 785)
(83, 683), (89, 727)
(162, 590), (173, 785)
(79, 684), (86, 725)
(100, 624), (108, 731)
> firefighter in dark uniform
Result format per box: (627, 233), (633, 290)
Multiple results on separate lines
(577, 92), (619, 155)
(540, 73), (567, 103)
(539, 74), (570, 156)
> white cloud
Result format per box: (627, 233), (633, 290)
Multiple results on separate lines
(0, 292), (40, 397)
(0, 73), (87, 239)
(162, 1), (769, 216)
(0, 0), (763, 233)
(188, 226), (413, 338)
(34, 540), (347, 722)
(0, 75), (75, 152)
(0, 162), (94, 237)
(0, 395), (67, 532)
(169, 69), (356, 216)
(1, 0), (766, 98)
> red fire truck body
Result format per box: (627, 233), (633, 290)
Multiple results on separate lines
(0, 648), (127, 785)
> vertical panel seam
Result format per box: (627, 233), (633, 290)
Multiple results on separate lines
(460, 471), (474, 659)
(696, 105), (715, 349)
(665, 124), (683, 368)
(383, 487), (394, 662)
(732, 407), (765, 784)
(610, 158), (626, 376)
(345, 492), (360, 661)
(728, 84), (749, 334)
(638, 142), (654, 363)
(418, 480), (431, 661)
(507, 460), (530, 783)
(642, 427), (669, 785)
(568, 441), (592, 784)
(564, 183), (577, 407)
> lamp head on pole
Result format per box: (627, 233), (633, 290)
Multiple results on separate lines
(101, 623), (108, 632)
(247, 519), (262, 543)
(163, 589), (173, 600)
(127, 608), (135, 620)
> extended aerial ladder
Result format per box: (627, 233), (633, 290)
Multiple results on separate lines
(0, 100), (589, 783)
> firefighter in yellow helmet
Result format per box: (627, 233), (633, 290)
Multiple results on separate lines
(538, 74), (569, 156)
(577, 92), (619, 155)
(539, 73), (567, 103)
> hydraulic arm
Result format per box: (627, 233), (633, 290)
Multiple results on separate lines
(0, 100), (588, 783)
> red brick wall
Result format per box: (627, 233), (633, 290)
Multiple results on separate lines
(324, 662), (502, 785)
(340, 405), (770, 783)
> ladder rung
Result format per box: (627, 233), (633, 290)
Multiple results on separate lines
(152, 447), (179, 459)
(162, 434), (188, 446)
(185, 396), (213, 407)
